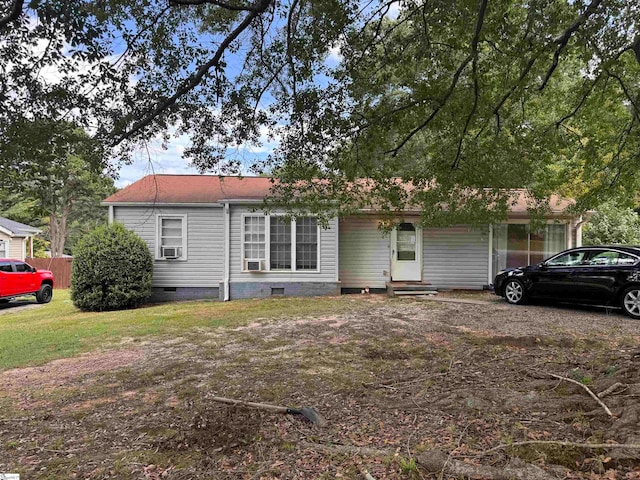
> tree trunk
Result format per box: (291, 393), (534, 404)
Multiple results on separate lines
(49, 205), (70, 257)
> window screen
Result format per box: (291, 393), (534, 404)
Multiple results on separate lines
(296, 217), (318, 270)
(159, 217), (184, 258)
(270, 217), (291, 269)
(0, 240), (6, 258)
(244, 216), (265, 260)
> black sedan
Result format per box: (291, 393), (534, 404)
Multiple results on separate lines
(493, 246), (640, 319)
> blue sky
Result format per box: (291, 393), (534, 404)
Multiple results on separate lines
(113, 2), (400, 188)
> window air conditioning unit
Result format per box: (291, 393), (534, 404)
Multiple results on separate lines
(245, 259), (264, 272)
(162, 247), (179, 259)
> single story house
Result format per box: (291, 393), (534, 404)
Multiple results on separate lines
(0, 216), (42, 261)
(102, 175), (585, 301)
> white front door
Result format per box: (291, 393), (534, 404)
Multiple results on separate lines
(391, 221), (422, 281)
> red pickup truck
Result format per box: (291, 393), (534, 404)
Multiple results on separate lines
(0, 259), (54, 304)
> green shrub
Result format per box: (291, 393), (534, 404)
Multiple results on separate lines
(583, 202), (640, 245)
(71, 223), (153, 311)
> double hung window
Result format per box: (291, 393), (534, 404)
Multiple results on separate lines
(157, 215), (187, 260)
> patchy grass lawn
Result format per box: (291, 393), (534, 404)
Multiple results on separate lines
(0, 290), (368, 371)
(1, 294), (640, 479)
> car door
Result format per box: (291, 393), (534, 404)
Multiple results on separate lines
(569, 249), (639, 305)
(528, 249), (587, 300)
(11, 261), (37, 294)
(0, 260), (15, 296)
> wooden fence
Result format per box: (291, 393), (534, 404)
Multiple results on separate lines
(26, 257), (73, 289)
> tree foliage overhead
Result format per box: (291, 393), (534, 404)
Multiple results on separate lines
(0, 119), (115, 256)
(1, 0), (639, 224)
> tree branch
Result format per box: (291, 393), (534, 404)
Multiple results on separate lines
(606, 69), (640, 121)
(452, 7), (483, 170)
(539, 0), (603, 90)
(555, 74), (601, 128)
(387, 0), (488, 157)
(114, 0), (272, 144)
(112, 5), (172, 69)
(479, 440), (640, 456)
(169, 0), (261, 12)
(542, 371), (613, 417)
(0, 0), (24, 30)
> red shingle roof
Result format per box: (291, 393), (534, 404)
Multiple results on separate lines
(103, 175), (274, 204)
(103, 175), (575, 215)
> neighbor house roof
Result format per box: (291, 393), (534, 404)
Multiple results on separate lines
(0, 216), (42, 237)
(102, 174), (576, 215)
(103, 175), (273, 204)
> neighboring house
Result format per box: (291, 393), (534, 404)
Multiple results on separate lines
(102, 175), (585, 301)
(0, 216), (42, 261)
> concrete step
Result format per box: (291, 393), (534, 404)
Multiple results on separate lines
(394, 290), (438, 296)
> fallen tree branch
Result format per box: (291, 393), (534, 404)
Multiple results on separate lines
(479, 440), (640, 456)
(543, 371), (613, 417)
(417, 448), (554, 480)
(598, 382), (627, 398)
(301, 442), (555, 480)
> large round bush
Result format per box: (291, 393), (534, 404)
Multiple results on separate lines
(71, 223), (153, 311)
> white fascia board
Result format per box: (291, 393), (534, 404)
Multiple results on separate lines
(0, 225), (15, 236)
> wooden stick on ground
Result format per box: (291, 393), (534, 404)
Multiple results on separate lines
(543, 372), (613, 417)
(479, 440), (640, 456)
(598, 382), (626, 398)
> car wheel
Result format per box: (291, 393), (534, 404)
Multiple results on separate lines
(621, 287), (640, 319)
(36, 284), (53, 304)
(504, 279), (526, 305)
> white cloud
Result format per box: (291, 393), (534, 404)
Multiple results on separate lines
(387, 1), (401, 19)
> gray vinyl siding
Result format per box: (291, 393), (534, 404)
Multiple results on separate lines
(114, 206), (224, 287)
(339, 217), (391, 289)
(229, 206), (338, 282)
(423, 226), (489, 289)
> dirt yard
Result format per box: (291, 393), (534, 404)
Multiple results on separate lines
(1, 295), (640, 479)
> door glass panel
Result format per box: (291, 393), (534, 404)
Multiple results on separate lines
(506, 224), (528, 268)
(397, 223), (416, 261)
(531, 224), (566, 264)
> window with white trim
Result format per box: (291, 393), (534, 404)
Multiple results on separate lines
(0, 240), (6, 258)
(296, 217), (318, 270)
(270, 217), (291, 269)
(157, 215), (187, 260)
(244, 216), (266, 261)
(242, 215), (319, 272)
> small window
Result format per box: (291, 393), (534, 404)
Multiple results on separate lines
(14, 262), (30, 272)
(296, 217), (318, 270)
(547, 250), (587, 267)
(397, 222), (417, 261)
(0, 261), (12, 272)
(157, 215), (187, 260)
(0, 240), (7, 258)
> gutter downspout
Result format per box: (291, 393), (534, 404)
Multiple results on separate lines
(574, 215), (586, 247)
(108, 205), (114, 224)
(223, 202), (230, 301)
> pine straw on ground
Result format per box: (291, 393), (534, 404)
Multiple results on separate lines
(1, 296), (640, 479)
